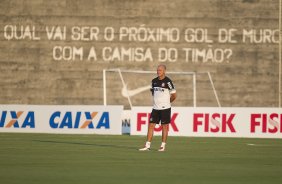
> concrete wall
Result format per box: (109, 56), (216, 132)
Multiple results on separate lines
(0, 0), (280, 108)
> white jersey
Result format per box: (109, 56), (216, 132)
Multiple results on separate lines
(151, 76), (176, 110)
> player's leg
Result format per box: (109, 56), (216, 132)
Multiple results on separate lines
(161, 124), (169, 143)
(158, 124), (168, 151)
(139, 109), (159, 151)
(139, 123), (155, 151)
(147, 122), (156, 142)
(158, 108), (171, 151)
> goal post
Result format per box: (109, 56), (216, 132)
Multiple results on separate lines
(279, 0), (282, 107)
(103, 68), (221, 109)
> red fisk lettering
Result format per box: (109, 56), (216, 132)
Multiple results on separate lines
(136, 112), (179, 132)
(250, 113), (282, 133)
(137, 113), (148, 131)
(193, 113), (236, 133)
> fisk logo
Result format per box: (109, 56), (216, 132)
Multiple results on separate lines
(49, 111), (110, 129)
(0, 111), (35, 128)
(193, 113), (236, 133)
(250, 113), (282, 133)
(136, 113), (179, 132)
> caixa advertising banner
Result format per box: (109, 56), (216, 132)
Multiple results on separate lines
(131, 107), (282, 138)
(0, 105), (123, 135)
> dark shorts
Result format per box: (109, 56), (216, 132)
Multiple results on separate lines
(149, 108), (171, 124)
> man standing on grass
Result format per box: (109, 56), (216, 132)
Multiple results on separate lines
(139, 64), (177, 152)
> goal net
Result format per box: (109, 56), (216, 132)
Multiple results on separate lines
(103, 68), (220, 109)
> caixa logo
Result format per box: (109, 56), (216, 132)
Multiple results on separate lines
(49, 111), (110, 129)
(0, 111), (35, 128)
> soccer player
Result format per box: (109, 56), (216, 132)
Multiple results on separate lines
(139, 64), (176, 151)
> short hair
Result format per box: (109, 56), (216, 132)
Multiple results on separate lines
(158, 64), (166, 70)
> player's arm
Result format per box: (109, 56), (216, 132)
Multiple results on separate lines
(168, 79), (176, 102)
(170, 92), (176, 103)
(150, 80), (154, 96)
(150, 88), (154, 96)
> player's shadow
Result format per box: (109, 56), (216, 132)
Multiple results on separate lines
(32, 140), (137, 150)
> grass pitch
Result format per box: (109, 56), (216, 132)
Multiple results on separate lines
(0, 133), (282, 184)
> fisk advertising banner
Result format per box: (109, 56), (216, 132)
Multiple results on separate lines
(0, 105), (123, 135)
(131, 107), (282, 138)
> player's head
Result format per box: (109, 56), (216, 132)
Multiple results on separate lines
(157, 64), (166, 79)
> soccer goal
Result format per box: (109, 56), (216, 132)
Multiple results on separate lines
(103, 68), (221, 109)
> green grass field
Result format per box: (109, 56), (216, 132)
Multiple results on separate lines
(0, 133), (282, 184)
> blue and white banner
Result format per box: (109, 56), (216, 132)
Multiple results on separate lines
(0, 105), (123, 135)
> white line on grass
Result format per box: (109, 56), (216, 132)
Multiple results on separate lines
(246, 143), (276, 147)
